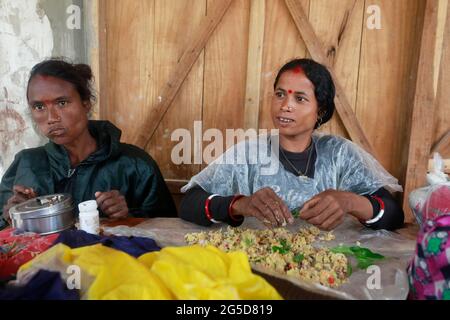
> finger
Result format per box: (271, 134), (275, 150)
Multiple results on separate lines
(264, 199), (285, 226)
(273, 201), (289, 226)
(103, 195), (126, 213)
(299, 198), (323, 220)
(246, 206), (272, 227)
(299, 197), (321, 218)
(102, 197), (121, 210)
(27, 189), (38, 198)
(13, 185), (29, 194)
(305, 200), (335, 224)
(252, 198), (278, 226)
(109, 209), (128, 220)
(13, 185), (36, 197)
(301, 195), (334, 220)
(308, 205), (339, 226)
(95, 191), (116, 208)
(261, 189), (287, 225)
(280, 202), (294, 224)
(264, 189), (293, 224)
(7, 194), (28, 205)
(103, 202), (126, 216)
(257, 197), (280, 226)
(321, 213), (345, 231)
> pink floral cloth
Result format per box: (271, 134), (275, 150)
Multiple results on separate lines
(0, 228), (58, 280)
(407, 214), (450, 299)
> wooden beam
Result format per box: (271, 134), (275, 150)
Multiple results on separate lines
(431, 130), (450, 157)
(244, 0), (265, 130)
(403, 0), (448, 222)
(284, 0), (376, 158)
(131, 0), (233, 148)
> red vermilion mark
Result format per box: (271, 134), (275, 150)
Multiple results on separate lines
(288, 89), (293, 94)
(328, 276), (335, 285)
(292, 66), (303, 74)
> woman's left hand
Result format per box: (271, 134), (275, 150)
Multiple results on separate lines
(299, 189), (352, 231)
(95, 190), (129, 219)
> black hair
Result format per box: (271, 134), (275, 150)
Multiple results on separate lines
(273, 58), (335, 129)
(27, 58), (96, 105)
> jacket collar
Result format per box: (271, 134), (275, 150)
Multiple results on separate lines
(44, 120), (122, 179)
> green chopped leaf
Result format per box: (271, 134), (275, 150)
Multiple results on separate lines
(349, 246), (384, 260)
(330, 245), (384, 270)
(293, 253), (304, 263)
(271, 239), (292, 255)
(271, 245), (285, 254)
(330, 246), (353, 255)
(346, 263), (353, 276)
(291, 208), (300, 218)
(243, 237), (254, 247)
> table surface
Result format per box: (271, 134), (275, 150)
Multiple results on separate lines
(100, 216), (419, 300)
(101, 217), (421, 240)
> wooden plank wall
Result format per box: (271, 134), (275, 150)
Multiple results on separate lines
(435, 2), (450, 158)
(99, 0), (449, 220)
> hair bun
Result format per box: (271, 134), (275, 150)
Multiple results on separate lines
(74, 63), (93, 81)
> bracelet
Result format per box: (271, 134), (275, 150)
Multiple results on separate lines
(228, 195), (245, 222)
(364, 195), (385, 225)
(205, 194), (220, 224)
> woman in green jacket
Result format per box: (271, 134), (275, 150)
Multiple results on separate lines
(0, 59), (177, 228)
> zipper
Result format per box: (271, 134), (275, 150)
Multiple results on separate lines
(68, 168), (76, 178)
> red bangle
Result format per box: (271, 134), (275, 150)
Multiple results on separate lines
(228, 195), (245, 222)
(371, 195), (385, 210)
(205, 194), (220, 223)
(361, 195), (385, 225)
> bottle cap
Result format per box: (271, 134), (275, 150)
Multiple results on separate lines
(78, 200), (98, 212)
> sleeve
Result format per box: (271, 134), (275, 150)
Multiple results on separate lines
(362, 187), (405, 230)
(179, 186), (244, 227)
(336, 139), (403, 195)
(126, 154), (178, 218)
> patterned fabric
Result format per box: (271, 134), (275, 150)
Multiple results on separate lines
(0, 228), (58, 280)
(407, 215), (450, 300)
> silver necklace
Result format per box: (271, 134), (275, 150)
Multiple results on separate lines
(279, 142), (314, 177)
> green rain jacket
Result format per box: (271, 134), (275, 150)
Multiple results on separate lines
(0, 120), (177, 228)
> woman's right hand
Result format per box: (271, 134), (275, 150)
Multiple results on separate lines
(2, 185), (37, 222)
(231, 187), (294, 227)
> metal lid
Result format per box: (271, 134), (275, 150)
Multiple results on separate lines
(10, 193), (74, 219)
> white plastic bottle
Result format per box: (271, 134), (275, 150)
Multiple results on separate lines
(78, 200), (100, 235)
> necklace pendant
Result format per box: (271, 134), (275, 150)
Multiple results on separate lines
(298, 175), (308, 181)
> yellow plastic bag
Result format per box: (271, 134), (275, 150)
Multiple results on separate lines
(139, 245), (282, 300)
(19, 243), (281, 300)
(19, 243), (172, 299)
